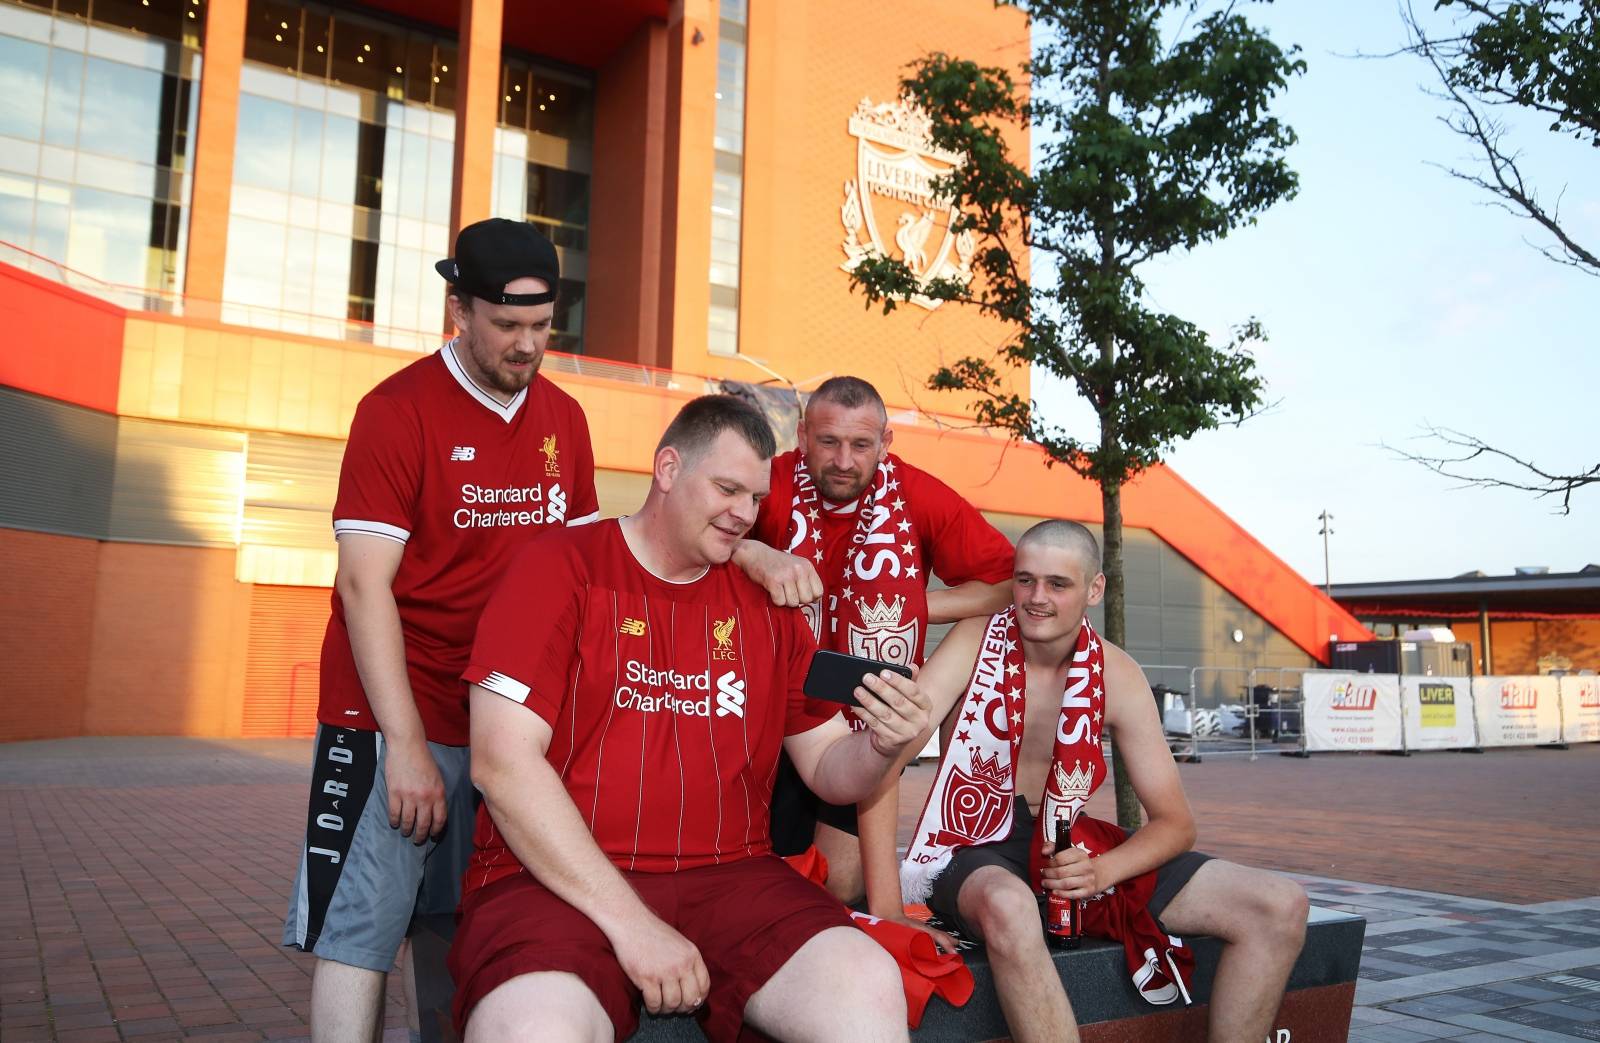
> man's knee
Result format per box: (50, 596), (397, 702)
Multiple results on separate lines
(962, 871), (1045, 958)
(464, 971), (610, 1043)
(1257, 875), (1310, 953)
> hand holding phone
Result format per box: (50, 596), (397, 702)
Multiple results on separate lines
(802, 649), (912, 707)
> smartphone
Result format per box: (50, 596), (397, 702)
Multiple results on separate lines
(802, 649), (913, 707)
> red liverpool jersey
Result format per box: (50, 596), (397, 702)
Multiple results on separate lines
(462, 521), (838, 891)
(752, 450), (1014, 610)
(319, 344), (599, 746)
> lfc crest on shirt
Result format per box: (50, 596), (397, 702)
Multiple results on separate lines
(711, 616), (738, 661)
(847, 593), (919, 666)
(541, 434), (560, 477)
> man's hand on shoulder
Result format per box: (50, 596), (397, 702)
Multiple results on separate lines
(384, 737), (447, 844)
(732, 539), (824, 608)
(611, 913), (711, 1015)
(852, 668), (932, 759)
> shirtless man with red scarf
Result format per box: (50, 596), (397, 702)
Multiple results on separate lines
(886, 519), (1309, 1043)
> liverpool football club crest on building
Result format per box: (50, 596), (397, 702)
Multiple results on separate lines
(839, 95), (976, 310)
(848, 593), (919, 666)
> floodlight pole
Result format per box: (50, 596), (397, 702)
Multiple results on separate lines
(1317, 510), (1334, 596)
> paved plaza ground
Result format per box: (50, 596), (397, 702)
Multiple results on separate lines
(2, 738), (1597, 1041)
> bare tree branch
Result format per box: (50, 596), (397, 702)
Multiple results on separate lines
(1385, 424), (1599, 513)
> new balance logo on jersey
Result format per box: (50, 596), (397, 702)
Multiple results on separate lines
(450, 446), (476, 461)
(619, 618), (647, 637)
(715, 671), (746, 719)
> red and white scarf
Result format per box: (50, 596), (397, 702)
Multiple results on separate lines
(783, 452), (929, 672)
(901, 609), (1106, 903)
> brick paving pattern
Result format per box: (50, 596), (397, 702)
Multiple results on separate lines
(2, 738), (1597, 1040)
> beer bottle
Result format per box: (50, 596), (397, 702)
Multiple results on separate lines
(1045, 815), (1081, 949)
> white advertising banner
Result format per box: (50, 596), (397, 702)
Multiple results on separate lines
(1303, 672), (1402, 752)
(1402, 676), (1477, 750)
(1560, 675), (1600, 744)
(1473, 676), (1562, 747)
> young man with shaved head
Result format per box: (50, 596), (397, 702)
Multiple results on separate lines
(449, 395), (932, 1042)
(733, 376), (1016, 929)
(883, 519), (1310, 1043)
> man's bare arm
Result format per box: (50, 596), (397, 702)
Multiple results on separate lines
(785, 670), (931, 805)
(732, 539), (825, 608)
(856, 618), (987, 934)
(926, 580), (1012, 625)
(1042, 642), (1197, 899)
(337, 533), (445, 842)
(469, 687), (709, 1014)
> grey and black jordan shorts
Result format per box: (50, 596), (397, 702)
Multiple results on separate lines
(282, 725), (474, 971)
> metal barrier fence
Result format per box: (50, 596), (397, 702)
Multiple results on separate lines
(1146, 665), (1315, 761)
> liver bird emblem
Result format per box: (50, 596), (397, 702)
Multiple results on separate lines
(713, 616), (737, 652)
(895, 210), (936, 274)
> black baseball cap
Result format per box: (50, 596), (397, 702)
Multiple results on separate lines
(435, 217), (560, 306)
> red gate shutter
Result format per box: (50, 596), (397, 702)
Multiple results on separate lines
(243, 584), (332, 737)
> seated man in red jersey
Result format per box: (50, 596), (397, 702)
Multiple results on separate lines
(449, 395), (933, 1043)
(880, 520), (1309, 1043)
(732, 376), (1015, 919)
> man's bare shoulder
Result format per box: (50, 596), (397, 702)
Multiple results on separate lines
(1099, 637), (1154, 704)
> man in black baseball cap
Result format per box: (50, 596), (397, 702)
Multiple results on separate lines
(436, 217), (563, 401)
(284, 214), (599, 1042)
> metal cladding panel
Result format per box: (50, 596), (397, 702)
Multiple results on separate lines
(241, 431), (342, 546)
(107, 419), (246, 546)
(0, 386), (117, 538)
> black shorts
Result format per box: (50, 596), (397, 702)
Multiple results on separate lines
(769, 753), (858, 856)
(927, 798), (1211, 940)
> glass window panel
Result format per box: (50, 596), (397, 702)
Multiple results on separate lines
(528, 75), (590, 140)
(500, 65), (527, 130)
(283, 224), (315, 309)
(432, 41), (456, 112)
(0, 33), (48, 141)
(353, 118), (383, 209)
(290, 106), (321, 197)
(402, 36), (431, 106)
(244, 1), (301, 74)
(66, 185), (151, 287)
(79, 56), (164, 164)
(234, 93), (294, 189)
(2, 4), (54, 43)
(492, 148), (524, 221)
(327, 11), (389, 94)
(85, 23), (169, 70)
(525, 163), (587, 227)
(553, 277), (584, 336)
(74, 153), (156, 198)
(347, 236), (377, 300)
(300, 7), (329, 81)
(90, 0), (186, 43)
(0, 135), (40, 176)
(32, 186), (67, 260)
(424, 134), (450, 225)
(42, 48), (82, 148)
(319, 112), (357, 205)
(0, 189), (32, 248)
(394, 128), (426, 220)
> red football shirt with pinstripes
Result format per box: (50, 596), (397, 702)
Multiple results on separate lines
(462, 520), (837, 893)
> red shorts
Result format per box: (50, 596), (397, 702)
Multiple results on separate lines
(448, 855), (853, 1042)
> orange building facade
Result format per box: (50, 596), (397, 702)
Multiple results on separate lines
(0, 0), (1366, 742)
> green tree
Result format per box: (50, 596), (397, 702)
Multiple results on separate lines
(849, 0), (1303, 828)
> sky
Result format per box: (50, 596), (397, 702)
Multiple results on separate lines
(1027, 1), (1597, 586)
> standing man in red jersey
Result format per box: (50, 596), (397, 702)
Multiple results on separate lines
(732, 376), (1015, 938)
(451, 395), (931, 1042)
(282, 218), (599, 1042)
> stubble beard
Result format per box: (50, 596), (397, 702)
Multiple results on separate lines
(461, 327), (539, 396)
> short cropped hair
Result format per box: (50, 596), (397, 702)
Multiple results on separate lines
(806, 376), (886, 421)
(657, 394), (778, 464)
(1017, 519), (1102, 575)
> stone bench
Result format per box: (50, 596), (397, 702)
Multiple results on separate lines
(411, 906), (1364, 1041)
